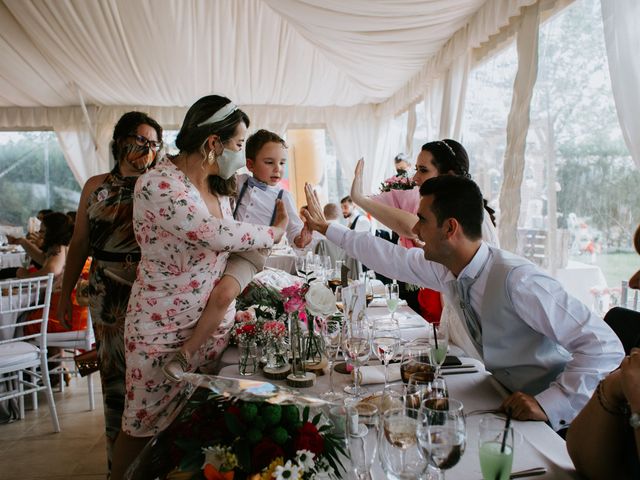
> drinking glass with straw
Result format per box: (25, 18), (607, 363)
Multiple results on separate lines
(478, 412), (514, 480)
(430, 322), (449, 378)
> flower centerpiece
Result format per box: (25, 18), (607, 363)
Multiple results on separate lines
(379, 173), (416, 193)
(133, 389), (346, 480)
(232, 309), (261, 376)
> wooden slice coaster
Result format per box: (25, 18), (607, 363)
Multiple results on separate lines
(286, 371), (316, 388)
(304, 358), (328, 375)
(263, 364), (291, 380)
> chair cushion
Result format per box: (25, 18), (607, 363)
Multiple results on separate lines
(0, 341), (40, 369)
(47, 329), (93, 344)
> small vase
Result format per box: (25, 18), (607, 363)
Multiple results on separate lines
(303, 316), (324, 367)
(289, 313), (306, 378)
(265, 338), (287, 369)
(238, 340), (258, 376)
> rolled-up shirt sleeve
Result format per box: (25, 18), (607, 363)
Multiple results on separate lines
(508, 265), (625, 429)
(325, 223), (445, 290)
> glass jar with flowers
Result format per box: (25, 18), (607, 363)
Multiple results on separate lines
(232, 309), (260, 376)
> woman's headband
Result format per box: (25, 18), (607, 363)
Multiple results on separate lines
(196, 102), (239, 127)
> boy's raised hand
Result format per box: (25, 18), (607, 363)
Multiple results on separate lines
(271, 200), (288, 243)
(302, 183), (329, 235)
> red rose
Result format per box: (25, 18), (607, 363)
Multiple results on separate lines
(158, 181), (170, 190)
(189, 279), (200, 289)
(136, 409), (148, 420)
(131, 368), (142, 380)
(127, 390), (134, 400)
(127, 341), (136, 352)
(187, 231), (199, 241)
(294, 422), (324, 455)
(151, 313), (162, 321)
(252, 439), (285, 471)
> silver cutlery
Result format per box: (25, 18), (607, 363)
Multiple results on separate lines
(509, 467), (547, 478)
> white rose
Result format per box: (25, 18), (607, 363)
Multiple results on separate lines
(305, 282), (336, 317)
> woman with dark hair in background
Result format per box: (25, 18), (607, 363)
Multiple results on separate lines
(111, 95), (285, 478)
(349, 139), (498, 359)
(57, 111), (163, 474)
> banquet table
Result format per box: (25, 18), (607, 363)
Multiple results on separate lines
(216, 305), (579, 480)
(0, 245), (27, 269)
(264, 249), (297, 274)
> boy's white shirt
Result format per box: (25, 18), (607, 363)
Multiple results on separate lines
(234, 173), (303, 244)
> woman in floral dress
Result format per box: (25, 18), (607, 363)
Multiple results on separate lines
(58, 112), (162, 473)
(111, 95), (287, 479)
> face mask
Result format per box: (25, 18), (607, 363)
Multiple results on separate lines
(122, 144), (155, 172)
(215, 147), (245, 179)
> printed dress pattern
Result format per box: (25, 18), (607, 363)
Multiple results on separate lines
(122, 156), (274, 436)
(85, 166), (141, 465)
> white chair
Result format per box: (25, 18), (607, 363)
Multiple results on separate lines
(621, 280), (640, 311)
(0, 273), (59, 432)
(47, 312), (96, 410)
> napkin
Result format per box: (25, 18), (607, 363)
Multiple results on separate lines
(368, 297), (407, 308)
(355, 363), (402, 385)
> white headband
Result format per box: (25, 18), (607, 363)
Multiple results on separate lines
(196, 102), (239, 127)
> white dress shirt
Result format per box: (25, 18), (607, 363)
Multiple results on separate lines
(234, 174), (303, 244)
(345, 211), (371, 232)
(326, 223), (624, 429)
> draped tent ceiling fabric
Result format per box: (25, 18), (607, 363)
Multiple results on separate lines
(0, 0), (541, 188)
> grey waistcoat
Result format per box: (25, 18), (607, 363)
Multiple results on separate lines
(446, 247), (571, 395)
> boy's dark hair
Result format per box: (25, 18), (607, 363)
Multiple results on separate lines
(340, 196), (353, 204)
(419, 176), (484, 240)
(246, 129), (287, 161)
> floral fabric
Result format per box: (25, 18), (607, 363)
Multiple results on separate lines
(122, 156), (275, 436)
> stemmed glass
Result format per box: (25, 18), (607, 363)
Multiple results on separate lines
(406, 372), (448, 409)
(417, 398), (466, 479)
(346, 402), (379, 480)
(320, 318), (345, 402)
(385, 282), (400, 321)
(379, 407), (428, 479)
(295, 255), (307, 277)
(400, 340), (434, 384)
(372, 318), (401, 390)
(335, 286), (344, 314)
(429, 322), (449, 379)
(342, 314), (371, 397)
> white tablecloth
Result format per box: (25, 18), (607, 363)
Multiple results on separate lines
(265, 251), (297, 274)
(216, 305), (578, 480)
(0, 247), (26, 269)
(555, 260), (607, 308)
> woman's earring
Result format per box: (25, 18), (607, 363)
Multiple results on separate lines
(207, 149), (216, 166)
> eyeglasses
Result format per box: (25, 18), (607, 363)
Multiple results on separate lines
(127, 134), (162, 151)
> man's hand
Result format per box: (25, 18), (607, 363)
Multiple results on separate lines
(350, 158), (365, 204)
(303, 183), (329, 235)
(293, 225), (313, 248)
(500, 392), (548, 422)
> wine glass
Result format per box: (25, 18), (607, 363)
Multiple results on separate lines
(335, 286), (344, 314)
(321, 318), (345, 402)
(478, 415), (515, 480)
(385, 281), (400, 321)
(417, 398), (466, 479)
(365, 276), (374, 307)
(295, 255), (307, 277)
(342, 315), (371, 397)
(407, 371), (437, 409)
(346, 402), (379, 480)
(372, 318), (401, 390)
(380, 407), (428, 479)
(400, 340), (434, 384)
(429, 322), (449, 379)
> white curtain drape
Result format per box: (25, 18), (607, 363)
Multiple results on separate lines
(423, 51), (471, 140)
(601, 0), (640, 168)
(498, 3), (540, 252)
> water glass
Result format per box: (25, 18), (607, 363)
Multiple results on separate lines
(379, 407), (428, 479)
(400, 340), (434, 384)
(372, 318), (401, 389)
(343, 316), (371, 397)
(406, 372), (448, 409)
(321, 318), (345, 402)
(478, 416), (514, 480)
(346, 402), (379, 480)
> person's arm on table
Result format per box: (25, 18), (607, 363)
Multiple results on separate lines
(502, 266), (625, 429)
(8, 236), (46, 265)
(303, 183), (442, 290)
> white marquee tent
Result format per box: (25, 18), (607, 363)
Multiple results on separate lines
(1, 0), (638, 250)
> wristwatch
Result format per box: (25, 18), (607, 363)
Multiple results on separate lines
(630, 412), (640, 429)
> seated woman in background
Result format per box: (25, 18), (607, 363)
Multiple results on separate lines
(566, 349), (640, 479)
(21, 212), (88, 334)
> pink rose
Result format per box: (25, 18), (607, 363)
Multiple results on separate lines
(158, 181), (170, 190)
(189, 280), (200, 289)
(146, 298), (157, 306)
(151, 313), (162, 321)
(187, 231), (199, 241)
(131, 368), (142, 380)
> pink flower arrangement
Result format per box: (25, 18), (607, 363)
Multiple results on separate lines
(262, 320), (287, 341)
(281, 283), (309, 315)
(379, 174), (416, 193)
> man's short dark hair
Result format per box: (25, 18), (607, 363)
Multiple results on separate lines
(419, 176), (484, 240)
(246, 129), (287, 161)
(340, 196), (352, 204)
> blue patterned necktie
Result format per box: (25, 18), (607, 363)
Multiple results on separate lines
(457, 276), (483, 354)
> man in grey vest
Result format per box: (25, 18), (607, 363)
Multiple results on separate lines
(302, 176), (624, 431)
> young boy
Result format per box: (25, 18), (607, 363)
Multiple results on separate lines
(163, 130), (311, 381)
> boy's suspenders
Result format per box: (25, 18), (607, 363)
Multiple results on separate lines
(233, 177), (284, 227)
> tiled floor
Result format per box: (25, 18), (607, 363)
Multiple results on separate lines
(0, 375), (107, 479)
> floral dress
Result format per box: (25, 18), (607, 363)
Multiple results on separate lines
(122, 156), (275, 437)
(85, 166), (141, 466)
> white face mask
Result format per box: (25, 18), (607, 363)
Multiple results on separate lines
(216, 147), (245, 179)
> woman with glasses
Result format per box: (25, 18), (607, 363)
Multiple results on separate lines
(56, 111), (163, 475)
